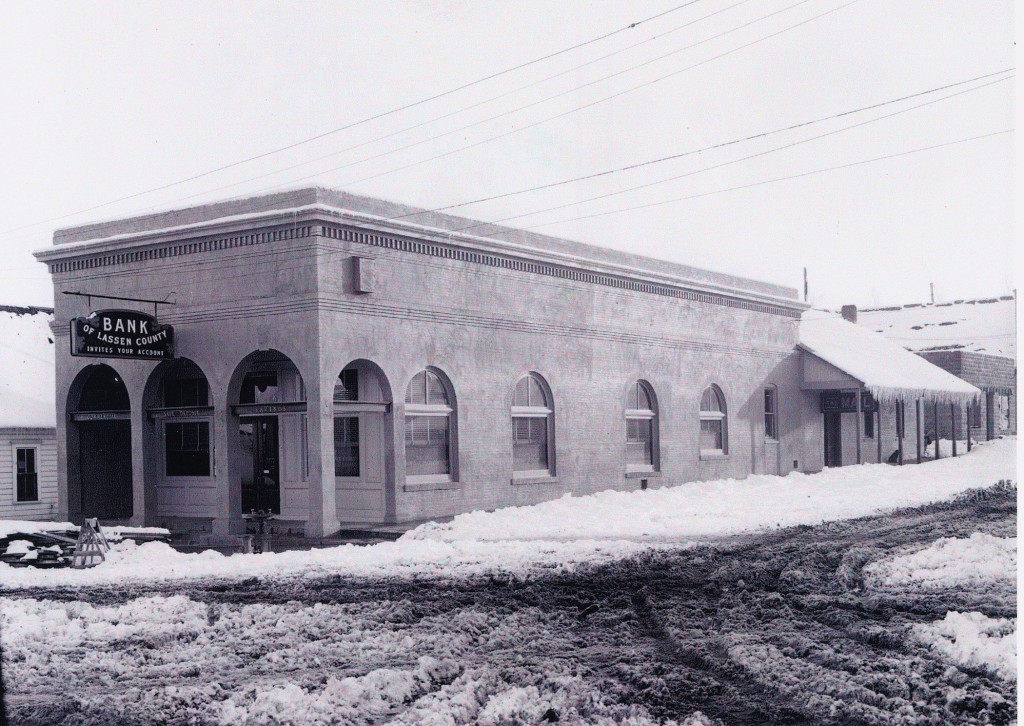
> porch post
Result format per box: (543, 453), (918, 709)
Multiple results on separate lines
(951, 403), (957, 457)
(897, 399), (904, 465)
(967, 402), (973, 451)
(985, 390), (995, 440)
(855, 386), (863, 465)
(933, 401), (940, 459)
(915, 398), (923, 463)
(876, 405), (882, 463)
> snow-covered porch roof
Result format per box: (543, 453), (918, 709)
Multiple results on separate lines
(797, 312), (982, 406)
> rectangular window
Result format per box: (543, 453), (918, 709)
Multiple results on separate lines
(405, 416), (450, 475)
(513, 417), (548, 471)
(165, 422), (211, 477)
(864, 410), (875, 439)
(334, 416), (360, 477)
(626, 418), (652, 466)
(15, 448), (38, 502)
(764, 388), (778, 441)
(700, 419), (723, 452)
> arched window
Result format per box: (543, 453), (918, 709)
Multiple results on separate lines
(700, 385), (728, 455)
(626, 381), (658, 471)
(512, 373), (554, 478)
(404, 369), (454, 478)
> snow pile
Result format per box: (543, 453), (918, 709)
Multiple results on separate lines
(408, 438), (1015, 543)
(912, 611), (1016, 681)
(925, 438), (977, 459)
(0, 306), (55, 428)
(860, 296), (1015, 358)
(863, 533), (1016, 589)
(799, 311), (981, 405)
(216, 656), (460, 725)
(0, 536), (660, 590)
(0, 439), (1013, 590)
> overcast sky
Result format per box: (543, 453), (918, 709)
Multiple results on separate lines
(0, 1), (1014, 309)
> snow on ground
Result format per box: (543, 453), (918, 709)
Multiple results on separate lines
(409, 438), (1015, 543)
(924, 438), (977, 459)
(912, 611), (1016, 681)
(863, 532), (1016, 589)
(0, 438), (1013, 590)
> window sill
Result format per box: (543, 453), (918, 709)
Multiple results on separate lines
(700, 451), (729, 461)
(404, 475), (459, 492)
(511, 474), (558, 486)
(12, 499), (41, 505)
(625, 470), (661, 479)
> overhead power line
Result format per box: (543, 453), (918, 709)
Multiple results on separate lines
(36, 0), (813, 234)
(491, 129), (1013, 235)
(220, 0), (864, 204)
(48, 73), (1010, 294)
(0, 0), (704, 238)
(451, 73), (1013, 233)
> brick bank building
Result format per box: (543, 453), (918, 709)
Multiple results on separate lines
(34, 188), (981, 540)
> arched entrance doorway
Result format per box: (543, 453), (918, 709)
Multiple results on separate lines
(334, 360), (394, 523)
(229, 351), (306, 516)
(143, 359), (214, 522)
(67, 364), (133, 521)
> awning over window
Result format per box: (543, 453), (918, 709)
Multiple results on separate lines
(798, 312), (982, 406)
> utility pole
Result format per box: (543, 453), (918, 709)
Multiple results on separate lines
(930, 283), (934, 304)
(803, 267), (808, 302)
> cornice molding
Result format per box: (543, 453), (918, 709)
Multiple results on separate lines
(35, 205), (807, 318)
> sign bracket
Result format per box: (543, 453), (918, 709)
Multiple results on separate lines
(63, 291), (176, 321)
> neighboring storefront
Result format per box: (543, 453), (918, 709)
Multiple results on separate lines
(33, 187), (981, 540)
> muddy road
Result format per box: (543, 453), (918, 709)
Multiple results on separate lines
(2, 486), (1016, 725)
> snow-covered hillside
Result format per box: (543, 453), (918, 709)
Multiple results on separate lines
(859, 296), (1015, 358)
(0, 305), (55, 428)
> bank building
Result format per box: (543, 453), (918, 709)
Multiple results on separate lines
(33, 187), (980, 540)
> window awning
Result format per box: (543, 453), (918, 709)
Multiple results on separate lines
(798, 312), (982, 406)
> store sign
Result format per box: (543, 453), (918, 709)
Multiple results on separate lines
(232, 402), (307, 416)
(821, 390), (876, 413)
(71, 310), (174, 360)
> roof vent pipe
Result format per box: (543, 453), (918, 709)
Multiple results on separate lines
(840, 305), (858, 324)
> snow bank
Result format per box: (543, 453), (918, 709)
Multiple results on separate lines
(0, 439), (1012, 590)
(863, 533), (1016, 589)
(408, 438), (1015, 543)
(912, 612), (1016, 681)
(0, 536), (661, 590)
(799, 311), (981, 405)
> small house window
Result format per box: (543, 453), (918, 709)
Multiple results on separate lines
(512, 373), (554, 477)
(626, 381), (658, 470)
(15, 448), (38, 502)
(764, 386), (778, 441)
(405, 369), (454, 477)
(700, 385), (728, 455)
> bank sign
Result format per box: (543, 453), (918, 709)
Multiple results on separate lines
(71, 310), (174, 360)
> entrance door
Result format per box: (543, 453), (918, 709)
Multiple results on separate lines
(823, 412), (842, 467)
(240, 417), (280, 514)
(78, 420), (133, 520)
